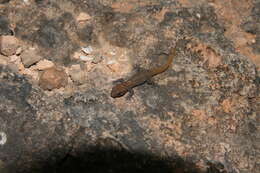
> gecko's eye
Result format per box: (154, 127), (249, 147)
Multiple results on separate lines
(115, 89), (127, 97)
(117, 91), (127, 97)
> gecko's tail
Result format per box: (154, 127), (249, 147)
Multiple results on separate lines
(151, 45), (177, 77)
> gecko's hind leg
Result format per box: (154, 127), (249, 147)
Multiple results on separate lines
(146, 78), (160, 89)
(146, 78), (156, 85)
(126, 89), (134, 100)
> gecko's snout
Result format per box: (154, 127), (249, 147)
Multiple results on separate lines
(111, 84), (128, 98)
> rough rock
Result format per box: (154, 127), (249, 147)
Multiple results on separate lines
(0, 1), (259, 173)
(20, 49), (42, 68)
(39, 66), (68, 90)
(0, 36), (19, 56)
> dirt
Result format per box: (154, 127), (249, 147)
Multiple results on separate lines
(0, 0), (259, 173)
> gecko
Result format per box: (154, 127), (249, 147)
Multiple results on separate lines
(110, 46), (177, 98)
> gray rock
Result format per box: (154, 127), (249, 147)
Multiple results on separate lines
(20, 49), (42, 68)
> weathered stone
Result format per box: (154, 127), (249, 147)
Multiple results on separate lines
(0, 35), (19, 56)
(39, 66), (68, 90)
(20, 49), (42, 68)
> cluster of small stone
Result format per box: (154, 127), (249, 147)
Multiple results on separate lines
(0, 35), (67, 90)
(0, 34), (104, 91)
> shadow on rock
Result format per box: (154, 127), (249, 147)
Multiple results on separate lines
(10, 146), (227, 173)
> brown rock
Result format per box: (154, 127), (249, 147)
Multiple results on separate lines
(21, 49), (42, 68)
(39, 67), (68, 90)
(0, 36), (19, 56)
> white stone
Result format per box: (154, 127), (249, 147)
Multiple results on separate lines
(80, 55), (94, 61)
(0, 132), (7, 145)
(82, 46), (93, 54)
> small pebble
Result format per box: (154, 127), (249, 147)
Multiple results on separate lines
(80, 55), (94, 61)
(35, 59), (54, 70)
(77, 12), (91, 22)
(82, 46), (93, 54)
(39, 66), (68, 90)
(0, 132), (7, 145)
(0, 35), (19, 56)
(107, 59), (117, 65)
(21, 49), (42, 68)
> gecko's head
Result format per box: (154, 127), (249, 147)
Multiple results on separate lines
(111, 84), (128, 98)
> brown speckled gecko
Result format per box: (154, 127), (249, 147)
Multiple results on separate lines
(111, 47), (176, 98)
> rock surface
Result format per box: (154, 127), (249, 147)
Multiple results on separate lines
(0, 0), (259, 173)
